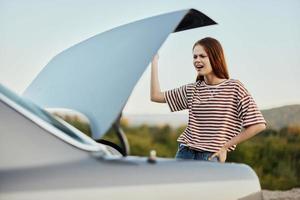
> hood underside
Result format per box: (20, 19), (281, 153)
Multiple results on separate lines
(23, 9), (217, 139)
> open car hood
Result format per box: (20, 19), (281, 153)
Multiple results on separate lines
(23, 9), (216, 139)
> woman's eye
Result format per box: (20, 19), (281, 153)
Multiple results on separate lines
(193, 55), (207, 59)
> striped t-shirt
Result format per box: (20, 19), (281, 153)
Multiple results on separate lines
(164, 79), (266, 152)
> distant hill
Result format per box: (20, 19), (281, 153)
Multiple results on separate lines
(124, 104), (300, 130)
(262, 104), (300, 130)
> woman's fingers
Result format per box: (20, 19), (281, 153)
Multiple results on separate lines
(208, 152), (218, 161)
(152, 54), (159, 63)
(218, 150), (227, 163)
(209, 149), (226, 162)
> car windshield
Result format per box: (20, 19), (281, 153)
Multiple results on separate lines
(0, 84), (96, 147)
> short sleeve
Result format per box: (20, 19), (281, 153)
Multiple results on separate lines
(164, 84), (189, 112)
(237, 94), (266, 128)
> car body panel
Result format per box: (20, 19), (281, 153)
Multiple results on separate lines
(0, 81), (261, 200)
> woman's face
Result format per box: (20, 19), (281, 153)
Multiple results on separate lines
(193, 44), (213, 77)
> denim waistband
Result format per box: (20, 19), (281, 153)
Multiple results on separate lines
(179, 143), (214, 154)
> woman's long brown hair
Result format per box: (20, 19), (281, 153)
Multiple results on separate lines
(193, 37), (230, 82)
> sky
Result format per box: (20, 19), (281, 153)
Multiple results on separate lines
(1, 0), (300, 115)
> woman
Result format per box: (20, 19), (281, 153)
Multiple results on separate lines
(150, 37), (266, 163)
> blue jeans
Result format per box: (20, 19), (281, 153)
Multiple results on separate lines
(175, 144), (219, 162)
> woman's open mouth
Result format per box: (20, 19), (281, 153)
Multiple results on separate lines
(195, 64), (204, 71)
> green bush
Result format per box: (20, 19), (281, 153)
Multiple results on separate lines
(227, 127), (300, 190)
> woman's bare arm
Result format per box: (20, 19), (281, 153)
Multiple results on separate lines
(209, 123), (266, 162)
(150, 54), (166, 103)
(223, 123), (266, 150)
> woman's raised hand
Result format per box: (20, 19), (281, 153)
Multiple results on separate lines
(150, 53), (166, 103)
(152, 54), (159, 64)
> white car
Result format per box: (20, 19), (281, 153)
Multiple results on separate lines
(0, 9), (262, 200)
